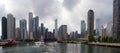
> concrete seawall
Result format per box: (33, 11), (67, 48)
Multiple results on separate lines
(88, 42), (120, 47)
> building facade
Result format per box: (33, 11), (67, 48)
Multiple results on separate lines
(29, 12), (33, 39)
(7, 14), (16, 40)
(58, 25), (67, 41)
(15, 28), (21, 40)
(81, 20), (86, 38)
(33, 16), (39, 40)
(96, 18), (102, 36)
(102, 26), (107, 37)
(113, 0), (120, 38)
(20, 19), (27, 40)
(55, 19), (58, 39)
(87, 9), (94, 36)
(106, 21), (113, 37)
(1, 16), (7, 40)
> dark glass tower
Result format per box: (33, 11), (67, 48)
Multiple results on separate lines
(87, 9), (94, 36)
(1, 16), (7, 40)
(41, 23), (45, 38)
(33, 16), (39, 39)
(113, 0), (120, 38)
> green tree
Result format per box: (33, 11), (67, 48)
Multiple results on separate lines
(88, 35), (95, 42)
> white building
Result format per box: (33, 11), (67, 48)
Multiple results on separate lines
(7, 13), (16, 40)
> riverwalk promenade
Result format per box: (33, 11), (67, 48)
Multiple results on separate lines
(88, 42), (120, 47)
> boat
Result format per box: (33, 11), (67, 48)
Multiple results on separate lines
(34, 41), (45, 46)
(5, 40), (17, 46)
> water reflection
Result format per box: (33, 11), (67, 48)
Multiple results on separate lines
(58, 43), (67, 53)
(0, 43), (120, 53)
(83, 44), (120, 53)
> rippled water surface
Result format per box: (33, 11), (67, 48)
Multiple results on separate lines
(0, 42), (120, 53)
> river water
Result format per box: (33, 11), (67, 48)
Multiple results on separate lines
(0, 42), (120, 53)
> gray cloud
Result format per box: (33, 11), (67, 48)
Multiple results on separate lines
(0, 3), (5, 18)
(31, 0), (61, 19)
(0, 0), (113, 34)
(63, 0), (80, 11)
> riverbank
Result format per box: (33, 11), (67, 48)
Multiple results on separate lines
(88, 42), (120, 48)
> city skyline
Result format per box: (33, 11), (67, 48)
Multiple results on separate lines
(0, 0), (120, 53)
(0, 0), (113, 35)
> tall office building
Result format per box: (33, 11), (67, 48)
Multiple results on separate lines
(87, 9), (94, 36)
(53, 29), (55, 39)
(55, 19), (58, 38)
(29, 12), (33, 39)
(33, 16), (39, 39)
(81, 20), (86, 38)
(45, 28), (48, 39)
(15, 28), (21, 40)
(38, 27), (41, 40)
(96, 18), (102, 36)
(40, 23), (45, 41)
(106, 21), (113, 37)
(40, 23), (44, 37)
(1, 16), (7, 40)
(113, 0), (120, 38)
(20, 19), (27, 39)
(70, 31), (75, 39)
(102, 26), (107, 37)
(58, 25), (67, 41)
(13, 17), (16, 39)
(7, 14), (16, 40)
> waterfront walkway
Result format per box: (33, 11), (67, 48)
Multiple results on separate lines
(88, 42), (120, 47)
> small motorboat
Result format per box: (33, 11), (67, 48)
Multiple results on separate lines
(34, 41), (45, 46)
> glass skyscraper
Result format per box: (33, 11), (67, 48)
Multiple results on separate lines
(81, 20), (86, 38)
(20, 19), (27, 39)
(33, 16), (39, 39)
(1, 16), (7, 40)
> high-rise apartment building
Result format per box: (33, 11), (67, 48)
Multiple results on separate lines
(113, 0), (120, 38)
(7, 14), (16, 40)
(87, 9), (94, 36)
(29, 12), (33, 39)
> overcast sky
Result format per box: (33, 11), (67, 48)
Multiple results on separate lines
(0, 0), (113, 35)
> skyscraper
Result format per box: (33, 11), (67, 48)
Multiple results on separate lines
(45, 28), (48, 39)
(40, 23), (45, 38)
(87, 9), (94, 36)
(58, 25), (67, 41)
(13, 17), (16, 39)
(81, 20), (86, 38)
(102, 26), (107, 37)
(29, 12), (33, 39)
(7, 14), (16, 40)
(55, 19), (58, 39)
(1, 16), (7, 40)
(113, 0), (120, 38)
(33, 16), (39, 40)
(96, 18), (102, 36)
(106, 21), (113, 37)
(15, 28), (21, 40)
(20, 19), (27, 40)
